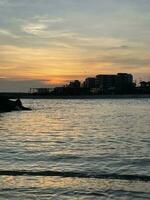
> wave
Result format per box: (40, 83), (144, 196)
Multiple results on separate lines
(0, 170), (149, 182)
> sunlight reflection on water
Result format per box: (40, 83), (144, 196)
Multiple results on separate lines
(0, 99), (150, 199)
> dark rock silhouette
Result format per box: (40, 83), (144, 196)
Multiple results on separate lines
(0, 97), (31, 112)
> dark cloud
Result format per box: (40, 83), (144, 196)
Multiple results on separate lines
(111, 45), (130, 50)
(84, 55), (150, 68)
(0, 79), (51, 92)
(104, 56), (150, 67)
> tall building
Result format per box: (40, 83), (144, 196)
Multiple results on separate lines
(95, 74), (116, 93)
(115, 73), (134, 93)
(94, 73), (134, 94)
(83, 77), (96, 89)
(51, 72), (135, 95)
(116, 73), (133, 84)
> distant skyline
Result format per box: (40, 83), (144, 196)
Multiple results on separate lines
(0, 0), (150, 91)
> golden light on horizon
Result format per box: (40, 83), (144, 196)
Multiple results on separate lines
(1, 44), (150, 81)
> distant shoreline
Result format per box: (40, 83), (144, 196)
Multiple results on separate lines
(0, 93), (150, 99)
(30, 94), (150, 99)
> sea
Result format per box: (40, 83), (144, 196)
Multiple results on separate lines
(0, 99), (149, 200)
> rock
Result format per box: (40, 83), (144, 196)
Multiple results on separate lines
(0, 97), (31, 112)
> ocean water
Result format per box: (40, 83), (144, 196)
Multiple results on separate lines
(0, 99), (149, 199)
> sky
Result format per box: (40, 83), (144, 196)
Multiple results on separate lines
(0, 0), (150, 91)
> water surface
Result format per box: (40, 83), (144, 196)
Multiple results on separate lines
(0, 99), (149, 199)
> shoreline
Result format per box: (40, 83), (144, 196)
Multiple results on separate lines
(0, 93), (150, 99)
(32, 94), (150, 99)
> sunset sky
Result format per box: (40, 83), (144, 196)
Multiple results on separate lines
(0, 0), (150, 91)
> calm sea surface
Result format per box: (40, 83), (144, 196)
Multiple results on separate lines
(0, 99), (149, 199)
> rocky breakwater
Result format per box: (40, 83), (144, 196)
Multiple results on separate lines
(0, 97), (31, 112)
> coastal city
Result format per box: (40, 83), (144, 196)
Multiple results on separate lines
(30, 73), (150, 96)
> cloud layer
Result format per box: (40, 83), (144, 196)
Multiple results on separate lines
(0, 0), (150, 91)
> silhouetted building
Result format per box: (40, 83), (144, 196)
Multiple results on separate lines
(30, 88), (53, 95)
(51, 87), (65, 95)
(51, 80), (81, 95)
(137, 81), (150, 94)
(83, 77), (96, 89)
(95, 74), (116, 94)
(68, 80), (81, 89)
(49, 72), (146, 96)
(92, 73), (135, 94)
(140, 81), (150, 88)
(115, 73), (134, 94)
